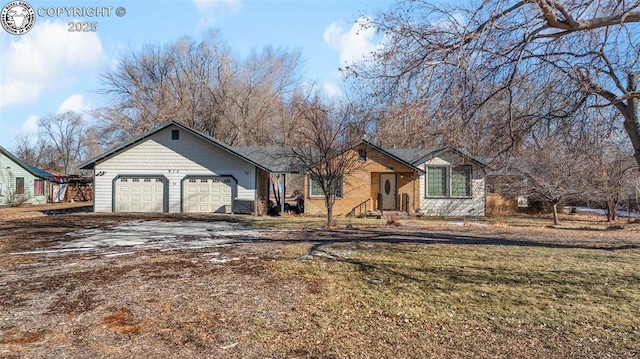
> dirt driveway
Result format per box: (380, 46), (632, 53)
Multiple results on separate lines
(1, 213), (639, 358)
(0, 213), (296, 358)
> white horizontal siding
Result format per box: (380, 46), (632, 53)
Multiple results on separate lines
(417, 151), (486, 217)
(419, 178), (486, 216)
(94, 125), (257, 213)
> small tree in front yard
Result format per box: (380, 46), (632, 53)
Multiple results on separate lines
(581, 121), (637, 223)
(508, 132), (590, 225)
(289, 94), (364, 227)
(6, 187), (32, 207)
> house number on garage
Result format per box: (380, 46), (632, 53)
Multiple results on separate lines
(168, 169), (180, 173)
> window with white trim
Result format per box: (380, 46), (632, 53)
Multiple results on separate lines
(309, 176), (343, 198)
(426, 166), (472, 198)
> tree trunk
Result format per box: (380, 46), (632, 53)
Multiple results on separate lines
(606, 203), (616, 223)
(607, 209), (615, 223)
(552, 202), (560, 225)
(326, 204), (333, 228)
(623, 72), (640, 168)
(325, 195), (334, 227)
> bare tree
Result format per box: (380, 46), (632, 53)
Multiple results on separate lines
(510, 131), (590, 225)
(589, 149), (636, 222)
(348, 0), (640, 166)
(14, 134), (44, 167)
(97, 31), (233, 145)
(97, 31), (303, 147)
(288, 94), (364, 226)
(39, 111), (85, 174)
(580, 114), (637, 222)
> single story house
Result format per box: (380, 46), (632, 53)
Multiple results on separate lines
(303, 141), (487, 217)
(80, 121), (487, 216)
(0, 145), (53, 206)
(78, 121), (291, 214)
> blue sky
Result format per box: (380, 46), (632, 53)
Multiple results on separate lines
(0, 0), (394, 151)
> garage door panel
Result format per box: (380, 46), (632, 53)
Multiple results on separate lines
(183, 177), (233, 213)
(115, 177), (164, 213)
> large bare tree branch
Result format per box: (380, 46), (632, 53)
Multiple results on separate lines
(347, 0), (640, 168)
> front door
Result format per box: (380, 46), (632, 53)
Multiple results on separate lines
(379, 173), (397, 210)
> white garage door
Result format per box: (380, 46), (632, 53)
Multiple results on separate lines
(183, 177), (233, 213)
(115, 177), (165, 212)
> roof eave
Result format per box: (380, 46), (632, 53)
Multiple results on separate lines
(412, 147), (488, 167)
(78, 120), (275, 173)
(0, 146), (52, 179)
(361, 140), (425, 174)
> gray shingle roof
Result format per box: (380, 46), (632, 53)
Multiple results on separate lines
(78, 121), (489, 173)
(383, 148), (439, 164)
(0, 145), (54, 179)
(231, 146), (300, 173)
(383, 146), (488, 167)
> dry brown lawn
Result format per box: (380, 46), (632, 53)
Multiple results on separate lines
(0, 212), (639, 358)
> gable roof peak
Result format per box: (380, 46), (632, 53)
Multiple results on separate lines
(0, 145), (54, 179)
(78, 120), (274, 172)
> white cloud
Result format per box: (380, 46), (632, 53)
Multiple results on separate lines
(193, 0), (242, 28)
(57, 94), (90, 114)
(20, 115), (39, 134)
(431, 12), (466, 33)
(323, 16), (380, 67)
(0, 20), (103, 108)
(323, 82), (343, 98)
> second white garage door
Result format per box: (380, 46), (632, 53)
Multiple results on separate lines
(115, 177), (165, 212)
(183, 177), (233, 213)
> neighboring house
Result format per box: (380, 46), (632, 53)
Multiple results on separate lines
(78, 121), (290, 214)
(0, 145), (52, 207)
(303, 141), (487, 217)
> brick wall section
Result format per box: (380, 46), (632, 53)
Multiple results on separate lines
(304, 145), (420, 216)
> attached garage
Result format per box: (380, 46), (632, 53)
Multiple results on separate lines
(114, 176), (166, 212)
(80, 121), (280, 214)
(182, 176), (235, 213)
